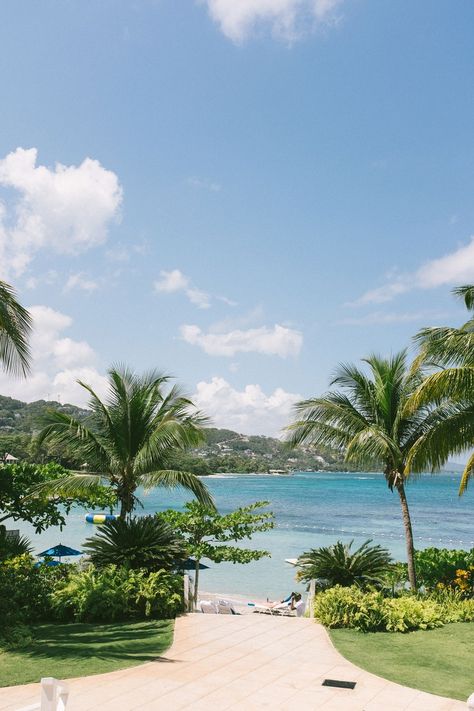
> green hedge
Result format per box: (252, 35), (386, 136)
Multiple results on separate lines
(314, 586), (474, 632)
(0, 556), (183, 633)
(51, 566), (183, 622)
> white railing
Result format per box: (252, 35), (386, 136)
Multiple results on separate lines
(17, 678), (69, 711)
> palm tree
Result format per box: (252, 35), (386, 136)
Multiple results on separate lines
(296, 539), (392, 589)
(83, 516), (188, 571)
(0, 280), (31, 375)
(286, 351), (457, 590)
(36, 366), (214, 518)
(407, 285), (474, 494)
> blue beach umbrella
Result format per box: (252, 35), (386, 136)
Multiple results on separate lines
(38, 544), (82, 562)
(179, 558), (210, 571)
(34, 560), (62, 568)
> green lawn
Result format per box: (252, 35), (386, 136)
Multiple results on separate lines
(0, 620), (174, 688)
(330, 623), (474, 701)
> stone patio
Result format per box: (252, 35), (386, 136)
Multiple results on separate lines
(0, 613), (467, 710)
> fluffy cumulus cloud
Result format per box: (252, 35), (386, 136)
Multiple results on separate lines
(154, 269), (212, 309)
(0, 304), (108, 406)
(354, 236), (474, 306)
(181, 323), (303, 357)
(194, 376), (301, 435)
(0, 147), (122, 279)
(202, 0), (344, 43)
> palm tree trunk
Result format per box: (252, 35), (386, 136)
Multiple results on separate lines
(395, 478), (417, 590)
(193, 559), (200, 610)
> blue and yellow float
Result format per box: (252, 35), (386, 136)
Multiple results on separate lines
(85, 513), (117, 524)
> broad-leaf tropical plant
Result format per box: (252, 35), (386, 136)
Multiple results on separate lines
(35, 367), (214, 518)
(0, 527), (33, 560)
(296, 539), (392, 589)
(83, 516), (188, 571)
(0, 280), (31, 376)
(407, 285), (474, 494)
(286, 351), (457, 590)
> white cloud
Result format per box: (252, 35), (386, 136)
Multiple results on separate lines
(65, 272), (98, 293)
(354, 236), (474, 306)
(194, 376), (301, 435)
(186, 288), (211, 309)
(154, 269), (213, 309)
(181, 323), (303, 357)
(0, 304), (107, 406)
(154, 269), (189, 293)
(0, 147), (122, 279)
(202, 0), (344, 43)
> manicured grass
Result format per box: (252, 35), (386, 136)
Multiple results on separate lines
(330, 623), (474, 701)
(0, 620), (173, 688)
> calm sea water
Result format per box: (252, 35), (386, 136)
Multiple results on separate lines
(14, 471), (474, 600)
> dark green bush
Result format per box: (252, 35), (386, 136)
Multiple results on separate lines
(0, 555), (69, 628)
(414, 548), (474, 595)
(51, 565), (183, 622)
(297, 539), (392, 589)
(83, 516), (187, 572)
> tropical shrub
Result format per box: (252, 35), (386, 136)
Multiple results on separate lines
(414, 548), (474, 596)
(430, 588), (474, 623)
(297, 540), (392, 589)
(383, 596), (443, 632)
(0, 554), (68, 628)
(83, 516), (188, 572)
(313, 585), (474, 632)
(51, 565), (183, 622)
(0, 528), (32, 560)
(313, 585), (386, 631)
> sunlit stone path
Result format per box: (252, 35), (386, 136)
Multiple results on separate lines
(0, 614), (466, 710)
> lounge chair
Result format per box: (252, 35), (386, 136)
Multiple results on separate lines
(253, 601), (291, 616)
(217, 599), (237, 614)
(199, 600), (218, 614)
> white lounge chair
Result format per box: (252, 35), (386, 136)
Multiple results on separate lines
(199, 600), (218, 614)
(253, 601), (291, 616)
(217, 599), (236, 614)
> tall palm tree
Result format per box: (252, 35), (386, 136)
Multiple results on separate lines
(407, 285), (474, 494)
(0, 280), (31, 375)
(286, 351), (456, 590)
(36, 366), (214, 518)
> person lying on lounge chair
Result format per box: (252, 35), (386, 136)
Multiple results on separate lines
(268, 592), (296, 608)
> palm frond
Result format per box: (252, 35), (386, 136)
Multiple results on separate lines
(0, 280), (32, 376)
(28, 472), (108, 500)
(138, 469), (215, 509)
(458, 450), (474, 495)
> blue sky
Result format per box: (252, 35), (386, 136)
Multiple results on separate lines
(0, 0), (474, 434)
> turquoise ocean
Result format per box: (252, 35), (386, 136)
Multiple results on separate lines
(14, 472), (474, 600)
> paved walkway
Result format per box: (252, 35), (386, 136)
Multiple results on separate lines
(0, 614), (467, 711)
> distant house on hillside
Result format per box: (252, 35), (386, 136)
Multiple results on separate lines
(3, 453), (19, 462)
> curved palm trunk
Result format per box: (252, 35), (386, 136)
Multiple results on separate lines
(394, 478), (417, 590)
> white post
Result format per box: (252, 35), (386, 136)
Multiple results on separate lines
(309, 579), (316, 619)
(40, 678), (56, 711)
(183, 574), (189, 612)
(56, 683), (69, 711)
(39, 678), (69, 711)
(467, 692), (474, 710)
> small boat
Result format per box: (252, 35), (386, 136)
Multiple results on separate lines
(85, 513), (117, 524)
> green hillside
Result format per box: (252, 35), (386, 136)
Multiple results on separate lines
(0, 395), (346, 474)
